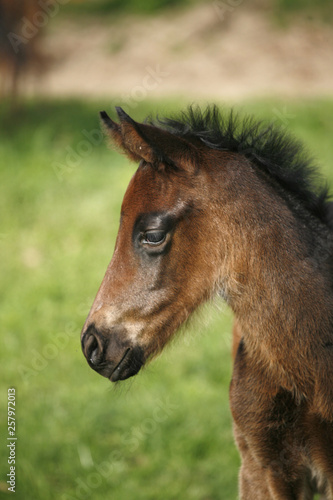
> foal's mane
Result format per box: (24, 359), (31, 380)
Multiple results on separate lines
(150, 105), (331, 226)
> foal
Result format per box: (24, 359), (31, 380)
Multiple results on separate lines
(81, 105), (333, 499)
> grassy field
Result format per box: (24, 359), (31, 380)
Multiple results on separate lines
(1, 97), (333, 500)
(62, 0), (333, 21)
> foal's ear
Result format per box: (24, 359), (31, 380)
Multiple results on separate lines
(100, 108), (198, 170)
(100, 110), (143, 162)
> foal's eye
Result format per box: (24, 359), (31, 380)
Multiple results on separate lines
(142, 230), (166, 246)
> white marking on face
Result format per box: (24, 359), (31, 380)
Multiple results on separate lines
(92, 304), (146, 342)
(103, 306), (122, 325)
(123, 320), (145, 342)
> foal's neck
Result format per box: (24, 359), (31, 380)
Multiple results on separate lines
(221, 174), (333, 397)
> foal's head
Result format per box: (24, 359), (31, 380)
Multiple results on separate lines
(81, 105), (331, 385)
(81, 108), (225, 381)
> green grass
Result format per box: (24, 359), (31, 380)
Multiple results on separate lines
(62, 0), (197, 17)
(52, 0), (333, 33)
(1, 97), (333, 500)
(274, 0), (332, 24)
(60, 0), (333, 21)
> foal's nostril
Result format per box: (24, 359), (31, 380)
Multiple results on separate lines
(88, 336), (99, 365)
(84, 333), (102, 366)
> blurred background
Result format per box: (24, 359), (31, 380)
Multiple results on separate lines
(0, 1), (332, 499)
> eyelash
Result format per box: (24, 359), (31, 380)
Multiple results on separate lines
(142, 230), (166, 246)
